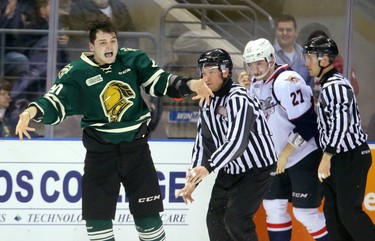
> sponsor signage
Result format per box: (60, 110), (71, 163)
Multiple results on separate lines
(168, 111), (199, 123)
(0, 140), (214, 241)
(0, 140), (374, 241)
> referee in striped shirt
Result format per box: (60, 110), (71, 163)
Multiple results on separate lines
(304, 35), (375, 241)
(177, 48), (277, 241)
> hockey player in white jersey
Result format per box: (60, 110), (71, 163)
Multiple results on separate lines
(242, 38), (329, 241)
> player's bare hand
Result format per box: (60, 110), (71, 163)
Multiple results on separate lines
(190, 77), (214, 106)
(238, 71), (251, 89)
(15, 111), (35, 141)
(276, 155), (288, 174)
(187, 166), (209, 185)
(318, 153), (332, 182)
(175, 182), (196, 204)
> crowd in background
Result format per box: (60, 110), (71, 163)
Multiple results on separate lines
(0, 0), (137, 137)
(1, 0), (374, 140)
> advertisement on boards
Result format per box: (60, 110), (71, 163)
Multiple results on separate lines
(0, 140), (216, 241)
(0, 140), (374, 241)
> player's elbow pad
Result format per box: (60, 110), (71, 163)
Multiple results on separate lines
(166, 75), (193, 98)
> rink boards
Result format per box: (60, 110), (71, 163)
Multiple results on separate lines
(0, 140), (374, 241)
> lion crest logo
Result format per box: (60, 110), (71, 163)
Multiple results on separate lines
(100, 81), (135, 122)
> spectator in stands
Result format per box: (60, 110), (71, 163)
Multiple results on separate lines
(0, 0), (35, 84)
(299, 23), (359, 96)
(0, 80), (12, 137)
(274, 14), (312, 87)
(66, 0), (138, 59)
(0, 79), (29, 137)
(11, 0), (70, 101)
(59, 0), (71, 14)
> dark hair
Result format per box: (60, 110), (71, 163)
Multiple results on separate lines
(87, 14), (118, 44)
(0, 80), (11, 92)
(36, 0), (49, 8)
(30, 0), (49, 25)
(276, 14), (297, 29)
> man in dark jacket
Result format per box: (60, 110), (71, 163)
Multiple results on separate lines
(66, 0), (139, 60)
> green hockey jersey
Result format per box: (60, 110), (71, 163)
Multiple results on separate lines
(31, 48), (175, 143)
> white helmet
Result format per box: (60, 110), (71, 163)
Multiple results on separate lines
(243, 38), (275, 63)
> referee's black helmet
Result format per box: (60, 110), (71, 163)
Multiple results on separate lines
(304, 35), (339, 61)
(197, 48), (233, 77)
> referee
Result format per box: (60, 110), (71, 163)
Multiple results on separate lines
(304, 35), (375, 241)
(177, 48), (277, 241)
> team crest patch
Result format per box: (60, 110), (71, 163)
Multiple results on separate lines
(260, 97), (277, 119)
(100, 81), (135, 122)
(58, 64), (73, 79)
(286, 75), (300, 84)
(86, 75), (103, 86)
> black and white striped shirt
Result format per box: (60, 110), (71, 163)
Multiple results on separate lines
(317, 69), (367, 154)
(191, 79), (277, 175)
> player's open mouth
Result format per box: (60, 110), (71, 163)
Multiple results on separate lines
(105, 52), (113, 58)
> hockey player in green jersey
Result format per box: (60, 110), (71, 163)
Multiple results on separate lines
(15, 15), (213, 241)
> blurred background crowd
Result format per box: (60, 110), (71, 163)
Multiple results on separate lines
(1, 0), (374, 140)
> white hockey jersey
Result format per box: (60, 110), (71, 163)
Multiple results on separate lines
(249, 64), (319, 168)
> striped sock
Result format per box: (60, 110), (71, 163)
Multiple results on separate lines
(138, 225), (166, 241)
(134, 214), (166, 241)
(311, 226), (329, 241)
(267, 221), (292, 241)
(86, 219), (115, 241)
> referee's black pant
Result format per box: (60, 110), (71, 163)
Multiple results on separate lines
(323, 143), (375, 241)
(206, 163), (276, 241)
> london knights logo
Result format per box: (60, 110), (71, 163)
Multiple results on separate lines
(100, 81), (135, 122)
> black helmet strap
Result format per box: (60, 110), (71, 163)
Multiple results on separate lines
(317, 54), (332, 79)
